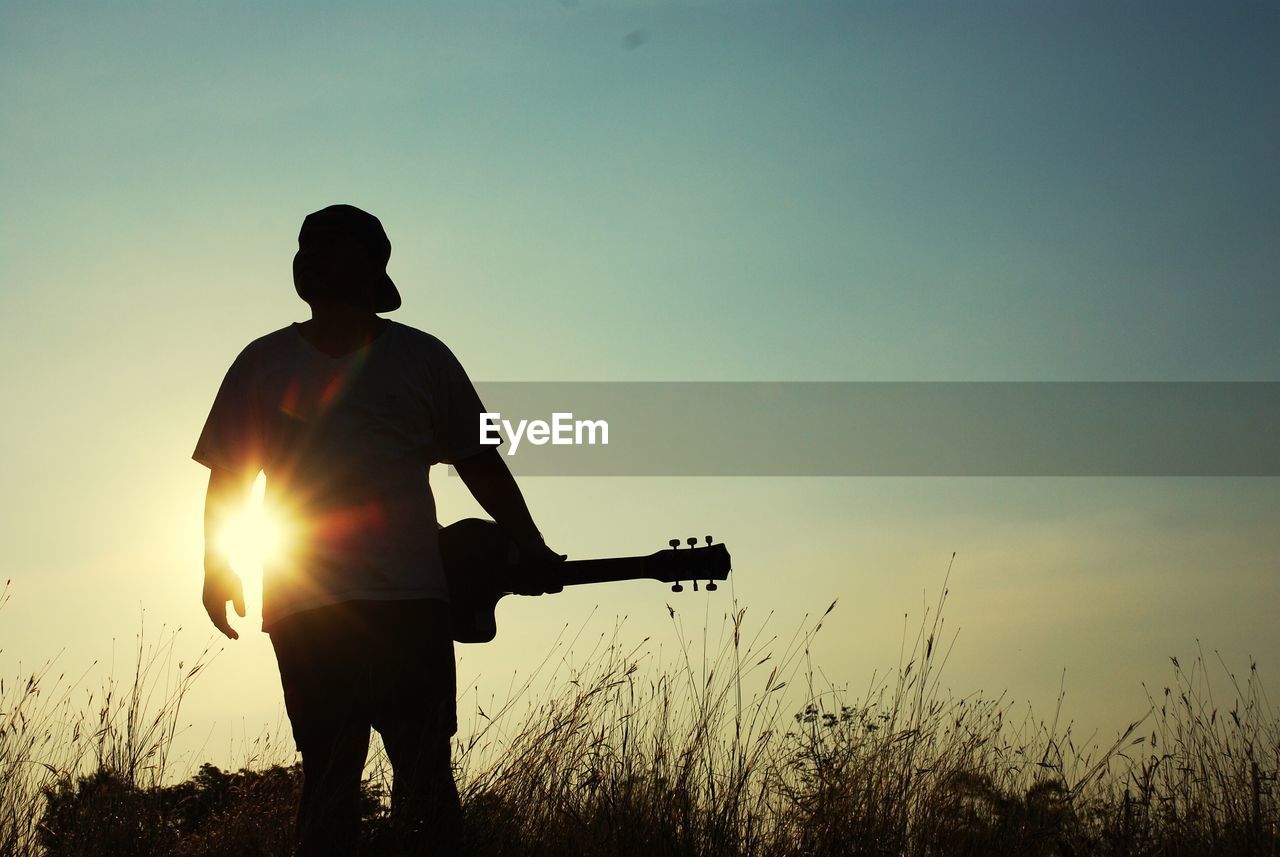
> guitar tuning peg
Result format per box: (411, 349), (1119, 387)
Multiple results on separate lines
(671, 582), (684, 593)
(692, 580), (699, 592)
(669, 539), (680, 549)
(706, 581), (718, 591)
(705, 535), (713, 545)
(686, 537), (698, 547)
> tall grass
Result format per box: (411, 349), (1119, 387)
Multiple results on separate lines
(2, 563), (1277, 856)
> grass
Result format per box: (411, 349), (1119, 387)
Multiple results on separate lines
(1, 563), (1277, 856)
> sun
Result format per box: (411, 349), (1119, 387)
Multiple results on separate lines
(217, 473), (287, 576)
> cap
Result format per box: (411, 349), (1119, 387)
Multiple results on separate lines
(296, 204), (402, 312)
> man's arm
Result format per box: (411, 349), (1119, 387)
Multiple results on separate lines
(452, 448), (565, 592)
(202, 466), (254, 639)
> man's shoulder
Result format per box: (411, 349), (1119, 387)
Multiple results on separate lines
(219, 326), (302, 378)
(387, 321), (458, 360)
(236, 325), (300, 358)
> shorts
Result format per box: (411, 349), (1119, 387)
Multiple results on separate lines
(267, 597), (458, 753)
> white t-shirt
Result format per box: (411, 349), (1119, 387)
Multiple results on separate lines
(193, 320), (494, 632)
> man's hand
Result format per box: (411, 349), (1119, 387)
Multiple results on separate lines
(202, 466), (255, 641)
(203, 564), (246, 640)
(508, 536), (566, 596)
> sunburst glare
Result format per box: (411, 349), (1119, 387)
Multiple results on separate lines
(217, 473), (287, 579)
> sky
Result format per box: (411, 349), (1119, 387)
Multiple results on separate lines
(2, 1), (1278, 778)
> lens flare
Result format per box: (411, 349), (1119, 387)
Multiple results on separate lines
(217, 474), (289, 575)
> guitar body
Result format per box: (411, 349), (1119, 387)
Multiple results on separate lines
(439, 518), (513, 644)
(439, 517), (732, 644)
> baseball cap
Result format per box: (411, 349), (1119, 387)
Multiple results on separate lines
(296, 204), (402, 313)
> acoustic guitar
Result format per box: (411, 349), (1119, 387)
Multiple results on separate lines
(439, 518), (732, 643)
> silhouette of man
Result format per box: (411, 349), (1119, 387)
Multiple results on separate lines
(194, 204), (563, 856)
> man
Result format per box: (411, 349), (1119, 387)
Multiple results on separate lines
(194, 204), (563, 856)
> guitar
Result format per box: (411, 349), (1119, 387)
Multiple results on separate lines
(439, 518), (732, 643)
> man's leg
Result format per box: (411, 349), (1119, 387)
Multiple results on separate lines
(368, 599), (461, 856)
(270, 603), (374, 857)
(295, 723), (372, 856)
(380, 717), (461, 855)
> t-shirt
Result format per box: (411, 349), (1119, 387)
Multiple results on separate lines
(193, 320), (494, 632)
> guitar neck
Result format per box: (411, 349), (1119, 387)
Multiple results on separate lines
(555, 556), (651, 587)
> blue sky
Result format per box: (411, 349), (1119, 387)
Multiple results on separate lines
(2, 1), (1277, 775)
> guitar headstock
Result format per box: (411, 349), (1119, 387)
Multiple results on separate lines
(647, 535), (731, 593)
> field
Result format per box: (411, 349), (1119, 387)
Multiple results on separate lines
(2, 570), (1277, 857)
